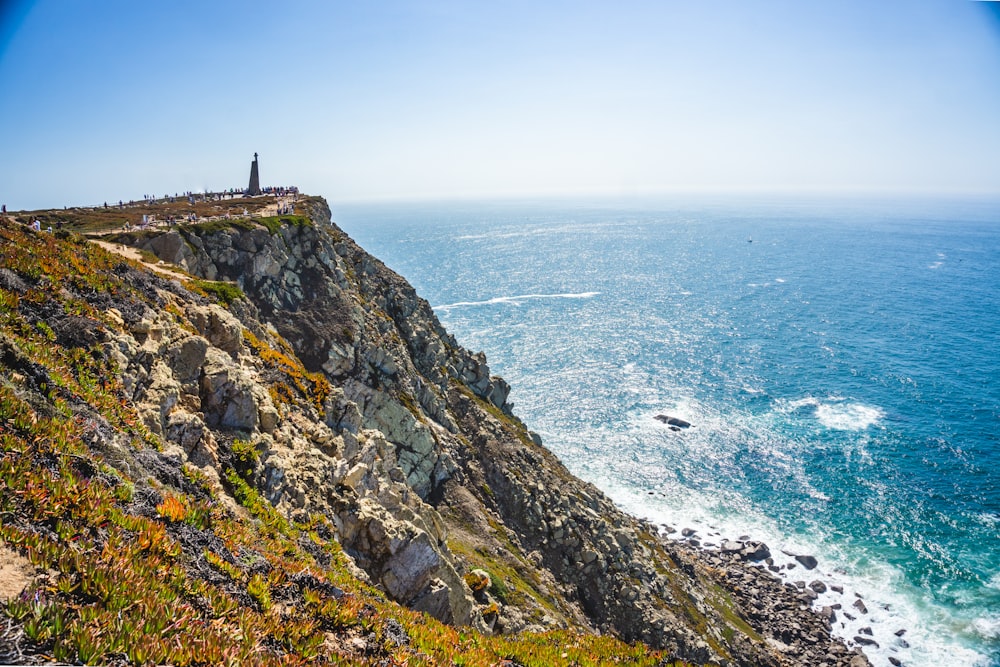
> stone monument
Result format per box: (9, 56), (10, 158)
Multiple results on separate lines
(248, 152), (261, 195)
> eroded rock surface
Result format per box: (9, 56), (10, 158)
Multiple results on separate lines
(103, 198), (868, 666)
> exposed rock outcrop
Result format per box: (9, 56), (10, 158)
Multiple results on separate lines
(88, 198), (870, 666)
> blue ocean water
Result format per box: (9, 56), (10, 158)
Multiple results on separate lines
(334, 195), (1000, 666)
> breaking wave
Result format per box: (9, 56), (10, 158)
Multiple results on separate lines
(434, 292), (600, 311)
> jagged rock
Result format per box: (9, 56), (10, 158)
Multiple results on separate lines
(741, 540), (771, 561)
(199, 348), (270, 431)
(95, 200), (865, 667)
(166, 334), (209, 383)
(721, 540), (743, 553)
(165, 410), (219, 468)
(188, 304), (243, 357)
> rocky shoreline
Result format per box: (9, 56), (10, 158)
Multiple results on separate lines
(660, 533), (872, 667)
(665, 523), (918, 667)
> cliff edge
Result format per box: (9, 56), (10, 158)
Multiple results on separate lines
(0, 197), (868, 666)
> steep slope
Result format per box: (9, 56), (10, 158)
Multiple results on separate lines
(0, 216), (680, 666)
(111, 197), (866, 667)
(0, 199), (868, 666)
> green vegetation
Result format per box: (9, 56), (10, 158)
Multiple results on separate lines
(188, 278), (245, 305)
(183, 217), (258, 235)
(256, 214), (312, 235)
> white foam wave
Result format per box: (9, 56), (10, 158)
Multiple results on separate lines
(532, 395), (990, 667)
(596, 477), (993, 667)
(929, 261), (944, 269)
(775, 396), (884, 431)
(816, 402), (884, 430)
(434, 292), (600, 311)
(972, 614), (1000, 640)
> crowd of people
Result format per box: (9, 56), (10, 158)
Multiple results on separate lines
(95, 186), (300, 210)
(3, 185), (301, 235)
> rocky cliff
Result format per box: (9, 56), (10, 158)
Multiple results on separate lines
(0, 199), (869, 666)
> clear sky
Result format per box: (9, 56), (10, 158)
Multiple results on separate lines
(1, 0), (999, 210)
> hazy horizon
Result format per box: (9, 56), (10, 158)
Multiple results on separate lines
(2, 1), (999, 210)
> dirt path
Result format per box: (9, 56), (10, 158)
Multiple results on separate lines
(86, 197), (295, 279)
(89, 239), (190, 279)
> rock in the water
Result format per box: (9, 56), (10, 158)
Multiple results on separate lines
(654, 414), (691, 428)
(853, 598), (868, 614)
(795, 554), (818, 570)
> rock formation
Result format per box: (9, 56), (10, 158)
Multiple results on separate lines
(0, 200), (870, 665)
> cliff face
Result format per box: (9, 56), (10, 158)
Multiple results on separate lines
(0, 200), (867, 666)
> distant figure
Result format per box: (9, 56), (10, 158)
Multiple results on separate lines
(248, 152), (261, 195)
(32, 220), (41, 231)
(1, 204), (6, 215)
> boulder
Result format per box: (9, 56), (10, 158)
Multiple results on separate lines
(741, 541), (771, 562)
(794, 554), (818, 570)
(721, 540), (743, 554)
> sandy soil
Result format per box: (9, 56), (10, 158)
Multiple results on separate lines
(0, 545), (34, 600)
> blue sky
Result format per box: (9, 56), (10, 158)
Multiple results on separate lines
(1, 0), (999, 209)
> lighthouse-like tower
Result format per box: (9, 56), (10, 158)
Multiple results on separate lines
(248, 152), (261, 195)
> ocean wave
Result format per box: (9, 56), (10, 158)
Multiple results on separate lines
(604, 476), (993, 667)
(434, 292), (600, 311)
(816, 402), (884, 430)
(972, 613), (1000, 641)
(776, 396), (884, 431)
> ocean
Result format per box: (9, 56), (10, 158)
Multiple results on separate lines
(333, 194), (1000, 667)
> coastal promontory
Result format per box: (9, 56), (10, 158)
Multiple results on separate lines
(0, 195), (869, 666)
